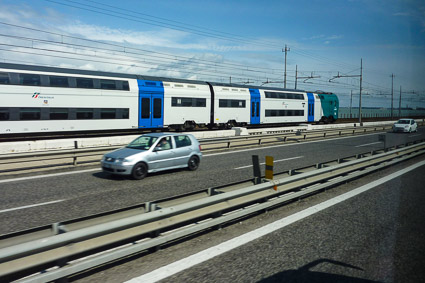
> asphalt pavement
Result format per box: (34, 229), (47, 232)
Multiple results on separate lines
(0, 129), (424, 235)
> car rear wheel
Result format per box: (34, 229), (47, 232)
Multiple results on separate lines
(132, 162), (147, 180)
(188, 156), (200, 171)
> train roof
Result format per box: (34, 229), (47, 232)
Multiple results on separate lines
(0, 62), (312, 92)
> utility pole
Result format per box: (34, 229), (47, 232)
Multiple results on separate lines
(350, 90), (353, 118)
(329, 58), (363, 125)
(359, 58), (363, 125)
(295, 65), (297, 89)
(398, 85), (402, 118)
(391, 73), (395, 119)
(283, 45), (290, 88)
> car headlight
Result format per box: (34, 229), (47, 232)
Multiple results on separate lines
(116, 158), (131, 164)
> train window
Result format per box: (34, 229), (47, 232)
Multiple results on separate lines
(251, 102), (255, 117)
(50, 108), (69, 120)
(122, 81), (130, 91)
(256, 102), (260, 117)
(265, 92), (304, 100)
(172, 97), (206, 107)
(20, 74), (41, 86)
(0, 108), (9, 120)
(76, 109), (94, 119)
(141, 98), (150, 118)
(153, 98), (162, 118)
(194, 98), (206, 107)
(219, 99), (246, 108)
(265, 109), (304, 117)
(100, 79), (116, 90)
(20, 108), (41, 120)
(49, 76), (69, 87)
(76, 78), (94, 88)
(121, 108), (129, 119)
(101, 109), (116, 119)
(0, 72), (10, 84)
(179, 98), (192, 107)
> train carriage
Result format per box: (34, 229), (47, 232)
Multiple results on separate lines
(0, 63), (339, 134)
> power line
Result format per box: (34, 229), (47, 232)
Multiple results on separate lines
(0, 22), (290, 77)
(46, 0), (282, 50)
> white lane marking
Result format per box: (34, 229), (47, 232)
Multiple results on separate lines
(355, 142), (382, 147)
(126, 160), (425, 283)
(203, 132), (382, 157)
(234, 156), (304, 170)
(0, 168), (100, 184)
(0, 199), (65, 213)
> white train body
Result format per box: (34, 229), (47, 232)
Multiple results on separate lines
(0, 63), (339, 134)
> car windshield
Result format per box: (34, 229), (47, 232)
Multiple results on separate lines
(397, 120), (409, 124)
(126, 136), (158, 150)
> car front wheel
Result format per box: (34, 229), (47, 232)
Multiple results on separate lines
(132, 162), (148, 180)
(188, 156), (200, 171)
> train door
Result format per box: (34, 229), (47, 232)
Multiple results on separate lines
(249, 88), (261, 124)
(307, 92), (314, 122)
(138, 80), (164, 128)
(139, 94), (163, 128)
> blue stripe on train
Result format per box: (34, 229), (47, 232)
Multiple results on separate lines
(307, 92), (315, 122)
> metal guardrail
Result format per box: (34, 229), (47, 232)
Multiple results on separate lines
(1, 140), (424, 282)
(0, 123), (406, 175)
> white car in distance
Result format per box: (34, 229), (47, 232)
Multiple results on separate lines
(392, 118), (418, 133)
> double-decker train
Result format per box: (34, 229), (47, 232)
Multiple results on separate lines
(0, 63), (339, 134)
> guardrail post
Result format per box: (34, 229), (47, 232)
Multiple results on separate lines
(73, 141), (78, 166)
(52, 222), (67, 235)
(316, 163), (323, 169)
(323, 132), (326, 137)
(265, 156), (273, 180)
(208, 188), (216, 196)
(227, 141), (231, 148)
(145, 202), (158, 212)
(356, 154), (362, 159)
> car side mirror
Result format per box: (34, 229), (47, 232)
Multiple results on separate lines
(154, 147), (163, 152)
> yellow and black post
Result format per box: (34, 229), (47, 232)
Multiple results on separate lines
(265, 156), (273, 180)
(265, 156), (277, 190)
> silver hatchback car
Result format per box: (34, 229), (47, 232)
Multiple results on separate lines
(101, 133), (202, 179)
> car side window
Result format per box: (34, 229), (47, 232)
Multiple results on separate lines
(174, 135), (192, 148)
(156, 137), (172, 150)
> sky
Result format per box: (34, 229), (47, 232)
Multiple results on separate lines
(0, 0), (424, 108)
